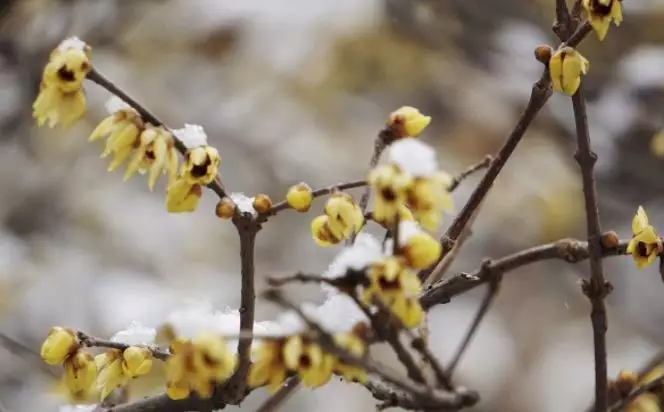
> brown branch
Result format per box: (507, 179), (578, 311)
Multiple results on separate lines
(420, 238), (628, 311)
(77, 331), (170, 361)
(447, 155), (493, 193)
(226, 216), (260, 401)
(444, 267), (502, 378)
(367, 376), (478, 411)
(573, 85), (611, 412)
(420, 72), (553, 283)
(263, 290), (478, 409)
(267, 271), (368, 290)
(608, 375), (664, 412)
(86, 68), (228, 199)
(101, 393), (228, 412)
(358, 127), (401, 215)
(254, 376), (301, 412)
(553, 0), (573, 40)
(264, 179), (367, 217)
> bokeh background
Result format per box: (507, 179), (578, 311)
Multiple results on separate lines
(1, 0), (664, 411)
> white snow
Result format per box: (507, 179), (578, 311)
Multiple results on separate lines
(110, 321), (156, 346)
(387, 138), (438, 177)
(173, 124), (209, 148)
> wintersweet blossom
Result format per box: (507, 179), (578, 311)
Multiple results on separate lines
(41, 327), (79, 365)
(397, 220), (442, 269)
(582, 0), (623, 41)
(286, 182), (314, 212)
(33, 37), (91, 128)
(123, 126), (179, 190)
(387, 106), (431, 138)
(549, 47), (590, 96)
(626, 206), (663, 269)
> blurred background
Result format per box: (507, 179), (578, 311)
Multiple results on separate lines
(0, 0), (664, 411)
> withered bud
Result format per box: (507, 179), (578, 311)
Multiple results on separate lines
(252, 194), (273, 214)
(601, 231), (620, 249)
(534, 45), (553, 65)
(611, 369), (639, 398)
(215, 197), (236, 219)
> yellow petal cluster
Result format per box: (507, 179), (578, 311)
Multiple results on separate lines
(33, 38), (92, 128)
(549, 47), (590, 96)
(64, 351), (98, 394)
(387, 106), (432, 138)
(399, 228), (442, 269)
(95, 345), (154, 400)
(165, 145), (220, 214)
(164, 333), (237, 400)
(248, 339), (290, 394)
(626, 206), (663, 269)
(311, 193), (364, 246)
(283, 335), (336, 388)
(362, 257), (424, 328)
(369, 162), (453, 232)
(333, 331), (368, 384)
(40, 327), (79, 365)
(582, 0), (623, 41)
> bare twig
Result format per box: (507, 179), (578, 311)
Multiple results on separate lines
(366, 375), (478, 411)
(444, 266), (502, 378)
(101, 393), (227, 412)
(254, 377), (301, 412)
(267, 271), (368, 290)
(553, 0), (573, 40)
(86, 68), (228, 199)
(77, 331), (170, 361)
(420, 238), (628, 310)
(265, 179), (367, 216)
(572, 85), (611, 412)
(447, 155), (493, 193)
(608, 375), (664, 412)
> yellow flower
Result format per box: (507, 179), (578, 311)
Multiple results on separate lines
(124, 126), (179, 190)
(333, 332), (367, 384)
(286, 183), (314, 212)
(40, 327), (79, 365)
(582, 0), (623, 41)
(368, 164), (414, 226)
(182, 146), (221, 185)
(96, 350), (129, 400)
(549, 47), (590, 96)
(121, 346), (153, 378)
(625, 393), (660, 412)
(64, 351), (97, 394)
(399, 229), (442, 269)
(191, 333), (237, 382)
(324, 192), (364, 239)
(166, 179), (203, 213)
(626, 206), (663, 269)
(363, 257), (424, 328)
(89, 109), (145, 172)
(387, 106), (432, 138)
(406, 172), (454, 231)
(32, 39), (92, 128)
(42, 40), (92, 92)
(651, 130), (664, 157)
(164, 334), (236, 400)
(283, 335), (335, 389)
(247, 339), (289, 394)
(33, 84), (87, 128)
(310, 215), (343, 246)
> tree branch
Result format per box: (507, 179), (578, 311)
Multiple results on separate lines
(420, 238), (628, 311)
(77, 331), (170, 361)
(264, 180), (367, 217)
(102, 393), (227, 412)
(608, 375), (664, 412)
(254, 377), (301, 412)
(572, 85), (611, 412)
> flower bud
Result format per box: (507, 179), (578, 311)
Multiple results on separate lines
(549, 47), (589, 96)
(401, 231), (442, 269)
(612, 369), (638, 398)
(387, 106), (431, 138)
(601, 231), (620, 249)
(40, 327), (79, 365)
(252, 194), (273, 214)
(534, 45), (553, 65)
(64, 351), (98, 393)
(286, 183), (313, 212)
(215, 197), (236, 219)
(122, 346), (153, 377)
(311, 215), (342, 247)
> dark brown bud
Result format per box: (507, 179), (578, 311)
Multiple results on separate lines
(601, 231), (620, 249)
(534, 45), (553, 65)
(252, 194), (273, 214)
(215, 197), (236, 219)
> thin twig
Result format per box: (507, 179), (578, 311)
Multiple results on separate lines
(444, 267), (502, 378)
(572, 85), (610, 412)
(254, 377), (301, 412)
(265, 179), (367, 216)
(101, 393), (227, 412)
(267, 271), (368, 290)
(420, 238), (629, 310)
(421, 72), (553, 283)
(608, 375), (664, 412)
(86, 68), (228, 199)
(447, 155), (493, 193)
(77, 331), (170, 361)
(553, 0), (573, 40)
